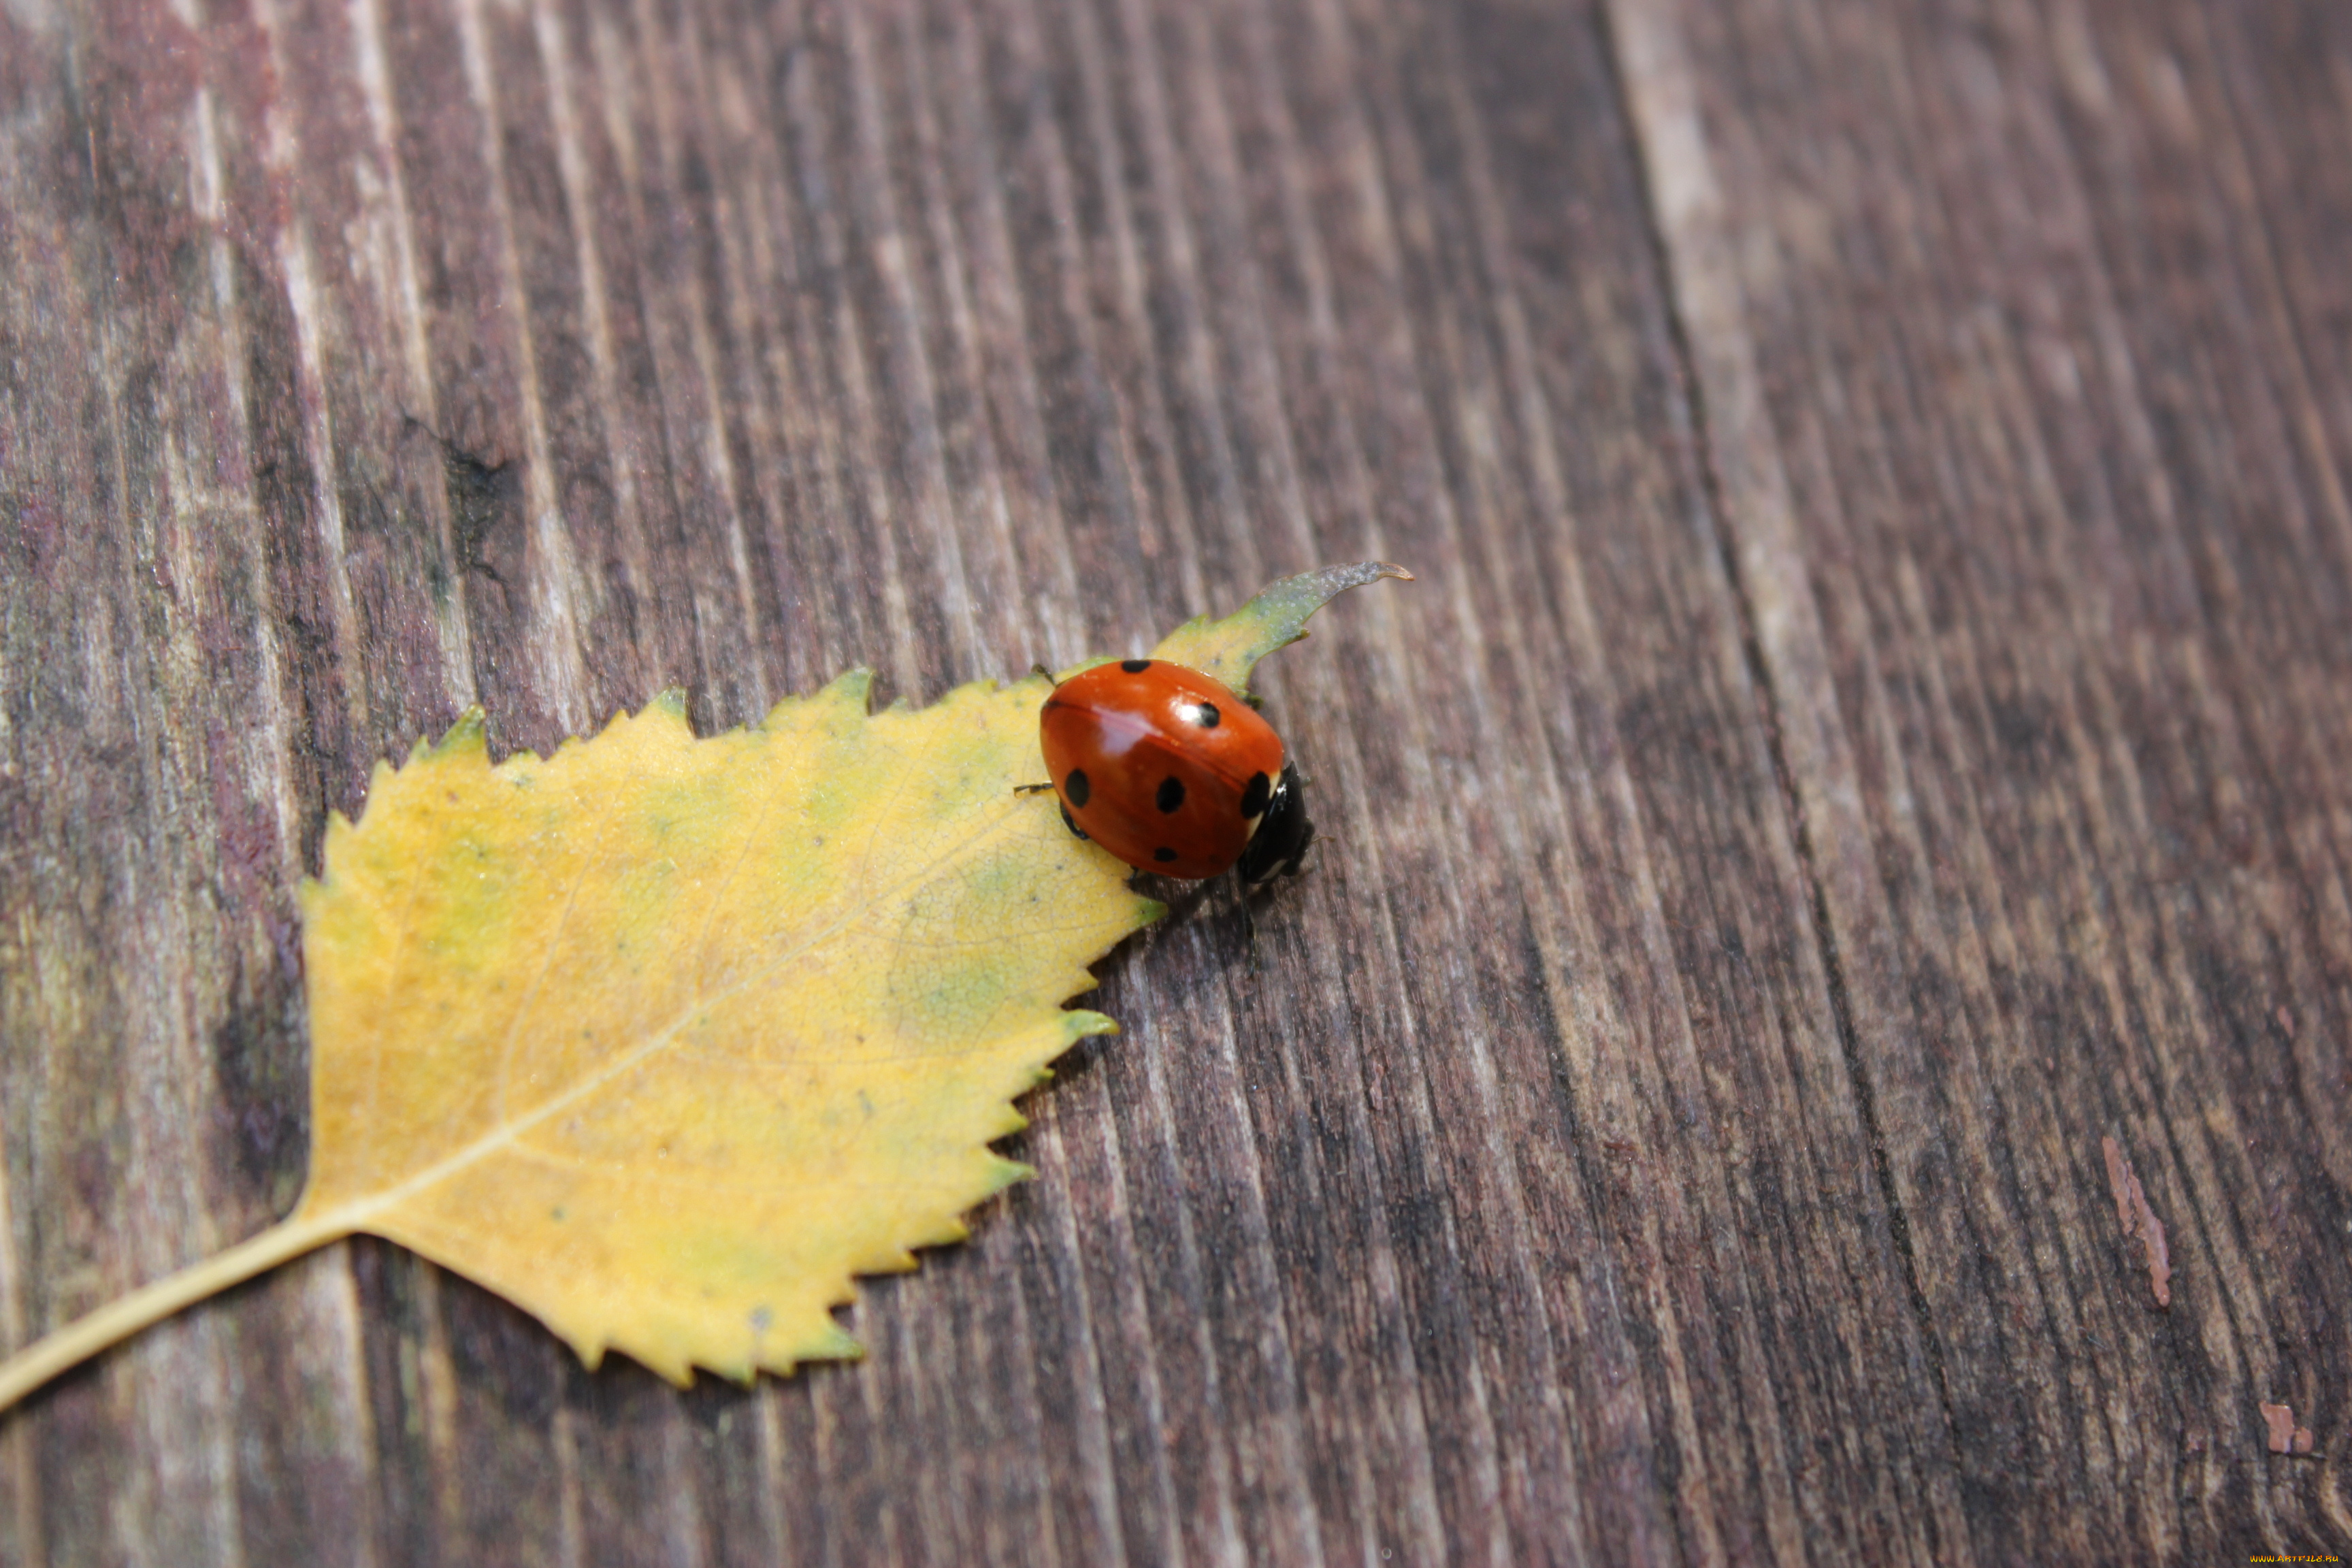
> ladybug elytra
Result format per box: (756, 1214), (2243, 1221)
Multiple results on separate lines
(1036, 658), (1313, 885)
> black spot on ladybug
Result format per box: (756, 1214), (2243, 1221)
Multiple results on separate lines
(1065, 768), (1090, 808)
(1240, 770), (1272, 819)
(1192, 702), (1220, 728)
(1060, 803), (1088, 840)
(1156, 776), (1186, 813)
(1154, 847), (1178, 863)
(1121, 658), (1152, 673)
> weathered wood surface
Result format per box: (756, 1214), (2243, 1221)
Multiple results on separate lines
(1, 0), (2346, 1560)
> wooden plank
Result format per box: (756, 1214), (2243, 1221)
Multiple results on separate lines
(1614, 0), (2352, 1558)
(1, 0), (2343, 1564)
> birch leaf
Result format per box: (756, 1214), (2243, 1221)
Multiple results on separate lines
(293, 670), (1156, 1382)
(0, 561), (1407, 1407)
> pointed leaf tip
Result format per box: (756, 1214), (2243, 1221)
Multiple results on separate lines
(804, 1322), (865, 1366)
(1064, 1009), (1121, 1043)
(431, 706), (489, 760)
(1149, 560), (1413, 695)
(764, 666), (874, 728)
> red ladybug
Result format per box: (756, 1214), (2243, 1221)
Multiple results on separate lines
(1036, 658), (1313, 885)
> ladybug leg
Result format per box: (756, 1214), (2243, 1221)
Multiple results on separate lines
(1235, 870), (1260, 965)
(1014, 784), (1090, 840)
(1283, 819), (1320, 878)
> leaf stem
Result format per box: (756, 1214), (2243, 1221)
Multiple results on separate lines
(0, 1211), (353, 1414)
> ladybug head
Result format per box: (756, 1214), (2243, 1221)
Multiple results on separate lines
(1237, 762), (1314, 886)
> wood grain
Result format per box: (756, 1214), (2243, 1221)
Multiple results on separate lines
(0, 0), (2344, 1562)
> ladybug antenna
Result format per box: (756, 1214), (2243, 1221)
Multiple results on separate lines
(1029, 662), (1060, 686)
(1297, 828), (1336, 875)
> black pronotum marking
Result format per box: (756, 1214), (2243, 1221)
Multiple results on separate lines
(1121, 658), (1152, 673)
(1064, 768), (1091, 807)
(1238, 763), (1313, 885)
(1192, 702), (1220, 728)
(1060, 803), (1088, 840)
(1156, 776), (1186, 813)
(1154, 847), (1178, 863)
(1239, 770), (1272, 819)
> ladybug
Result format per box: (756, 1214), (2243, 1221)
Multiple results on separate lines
(1034, 658), (1313, 885)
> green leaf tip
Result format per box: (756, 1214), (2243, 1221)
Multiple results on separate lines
(429, 706), (490, 760)
(761, 666), (875, 730)
(1149, 560), (1412, 696)
(1064, 1009), (1122, 1043)
(798, 1321), (865, 1367)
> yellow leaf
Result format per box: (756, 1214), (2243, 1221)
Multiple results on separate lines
(295, 670), (1157, 1382)
(0, 561), (1408, 1407)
